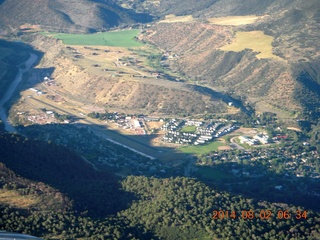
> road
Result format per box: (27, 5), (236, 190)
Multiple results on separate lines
(230, 137), (245, 150)
(0, 53), (38, 132)
(30, 97), (159, 160)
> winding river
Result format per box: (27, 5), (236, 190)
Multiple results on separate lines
(0, 53), (38, 133)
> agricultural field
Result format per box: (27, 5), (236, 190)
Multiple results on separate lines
(208, 15), (261, 26)
(220, 31), (283, 60)
(179, 141), (226, 155)
(42, 29), (144, 47)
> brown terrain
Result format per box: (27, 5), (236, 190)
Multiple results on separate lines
(12, 34), (227, 118)
(142, 20), (317, 118)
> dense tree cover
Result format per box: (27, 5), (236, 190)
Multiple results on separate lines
(119, 176), (320, 240)
(0, 132), (132, 217)
(0, 207), (155, 240)
(0, 162), (71, 212)
(1, 132), (320, 239)
(1, 173), (319, 239)
(195, 143), (320, 212)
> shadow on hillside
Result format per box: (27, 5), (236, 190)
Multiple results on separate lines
(293, 65), (320, 121)
(195, 161), (320, 212)
(16, 121), (320, 213)
(1, 39), (319, 223)
(0, 129), (138, 216)
(187, 84), (253, 115)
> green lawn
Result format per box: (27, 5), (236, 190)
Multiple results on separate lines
(180, 125), (197, 133)
(42, 29), (144, 47)
(179, 141), (225, 155)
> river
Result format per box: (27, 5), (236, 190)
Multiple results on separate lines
(0, 53), (38, 133)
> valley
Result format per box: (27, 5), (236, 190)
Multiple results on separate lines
(0, 0), (319, 239)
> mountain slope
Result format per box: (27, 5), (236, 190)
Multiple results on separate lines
(140, 0), (320, 120)
(0, 0), (152, 33)
(0, 132), (130, 217)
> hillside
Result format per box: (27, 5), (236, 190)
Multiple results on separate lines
(0, 162), (71, 212)
(0, 132), (131, 217)
(1, 144), (320, 240)
(0, 40), (38, 98)
(0, 0), (152, 33)
(1, 0), (318, 120)
(14, 34), (227, 117)
(140, 0), (320, 120)
(119, 0), (318, 20)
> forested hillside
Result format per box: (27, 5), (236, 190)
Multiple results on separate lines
(1, 132), (320, 239)
(0, 0), (319, 239)
(0, 132), (131, 217)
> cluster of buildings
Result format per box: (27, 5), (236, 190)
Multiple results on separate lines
(198, 147), (320, 179)
(116, 116), (146, 135)
(194, 124), (237, 145)
(161, 119), (238, 145)
(27, 112), (56, 125)
(239, 133), (270, 146)
(29, 88), (44, 95)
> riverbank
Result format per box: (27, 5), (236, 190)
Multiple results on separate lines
(0, 53), (38, 132)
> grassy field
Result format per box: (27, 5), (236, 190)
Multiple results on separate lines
(0, 189), (39, 209)
(180, 125), (197, 133)
(179, 141), (225, 155)
(159, 14), (194, 23)
(220, 31), (283, 60)
(43, 29), (144, 47)
(208, 15), (261, 26)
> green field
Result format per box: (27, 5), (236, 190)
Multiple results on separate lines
(180, 125), (197, 133)
(43, 29), (144, 47)
(179, 141), (225, 155)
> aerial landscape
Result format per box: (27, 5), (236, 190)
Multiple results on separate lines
(0, 0), (319, 239)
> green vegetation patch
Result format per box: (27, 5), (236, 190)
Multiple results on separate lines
(196, 166), (232, 180)
(179, 141), (225, 155)
(180, 125), (197, 133)
(43, 29), (144, 47)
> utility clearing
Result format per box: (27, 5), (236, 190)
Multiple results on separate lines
(208, 15), (262, 26)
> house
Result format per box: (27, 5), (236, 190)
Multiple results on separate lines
(254, 134), (270, 144)
(239, 136), (258, 146)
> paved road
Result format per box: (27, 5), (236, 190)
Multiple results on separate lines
(230, 137), (245, 150)
(30, 97), (159, 160)
(0, 53), (38, 132)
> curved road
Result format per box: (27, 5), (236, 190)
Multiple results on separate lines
(0, 53), (38, 132)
